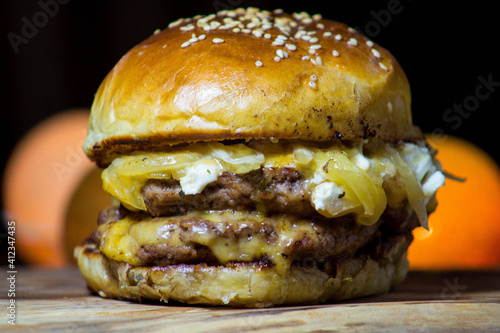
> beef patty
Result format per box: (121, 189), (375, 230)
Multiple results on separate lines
(93, 203), (418, 271)
(142, 167), (317, 218)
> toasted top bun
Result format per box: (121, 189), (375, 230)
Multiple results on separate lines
(84, 8), (423, 167)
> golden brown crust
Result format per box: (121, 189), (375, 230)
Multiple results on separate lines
(74, 237), (410, 308)
(83, 8), (422, 166)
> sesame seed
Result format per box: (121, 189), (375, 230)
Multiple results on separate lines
(285, 43), (297, 51)
(310, 44), (322, 50)
(309, 37), (319, 43)
(162, 44), (168, 49)
(307, 31), (317, 35)
(273, 8), (284, 14)
(212, 38), (225, 44)
(227, 21), (240, 28)
(335, 34), (342, 41)
(308, 49), (317, 55)
(313, 13), (322, 21)
(210, 21), (221, 29)
(232, 27), (240, 33)
(332, 50), (339, 57)
(276, 34), (287, 40)
(347, 38), (358, 46)
(201, 13), (216, 22)
(189, 37), (198, 43)
(379, 62), (388, 71)
(153, 28), (161, 35)
(371, 48), (381, 58)
(264, 33), (272, 39)
(323, 31), (332, 37)
(301, 34), (311, 41)
(275, 49), (288, 59)
(366, 40), (374, 47)
(308, 81), (317, 89)
(252, 29), (264, 37)
(316, 56), (323, 66)
(274, 56), (281, 62)
(316, 23), (325, 29)
(168, 18), (184, 28)
(255, 60), (263, 67)
(310, 58), (317, 65)
(181, 41), (191, 48)
(198, 34), (206, 40)
(387, 101), (393, 112)
(272, 39), (285, 46)
(302, 17), (313, 24)
(302, 55), (310, 61)
(247, 22), (258, 29)
(242, 28), (251, 34)
(310, 75), (317, 81)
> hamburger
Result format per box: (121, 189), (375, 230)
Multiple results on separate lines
(75, 7), (445, 307)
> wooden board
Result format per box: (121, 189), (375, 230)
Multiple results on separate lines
(1, 267), (499, 332)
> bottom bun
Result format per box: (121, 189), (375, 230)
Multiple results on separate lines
(75, 236), (410, 308)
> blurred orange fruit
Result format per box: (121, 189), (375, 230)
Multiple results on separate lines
(408, 134), (500, 270)
(3, 110), (109, 267)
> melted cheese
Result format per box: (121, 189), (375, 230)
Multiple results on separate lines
(98, 211), (318, 274)
(101, 140), (444, 227)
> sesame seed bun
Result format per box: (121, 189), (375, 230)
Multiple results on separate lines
(83, 8), (423, 167)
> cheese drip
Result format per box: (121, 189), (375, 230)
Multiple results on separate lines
(101, 140), (444, 227)
(98, 211), (319, 274)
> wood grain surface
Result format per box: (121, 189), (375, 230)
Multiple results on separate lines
(1, 267), (499, 332)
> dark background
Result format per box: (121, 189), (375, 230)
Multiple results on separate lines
(1, 0), (498, 265)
